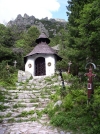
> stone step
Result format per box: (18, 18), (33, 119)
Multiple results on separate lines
(2, 117), (29, 123)
(5, 93), (51, 101)
(0, 75), (72, 134)
(15, 102), (39, 107)
(8, 90), (34, 93)
(38, 98), (50, 103)
(8, 98), (39, 103)
(2, 102), (39, 108)
(40, 114), (49, 120)
(40, 94), (50, 97)
(5, 94), (36, 100)
(39, 119), (50, 124)
(35, 108), (45, 111)
(37, 103), (48, 108)
(1, 112), (49, 124)
(0, 111), (21, 117)
(32, 93), (41, 97)
(11, 107), (36, 113)
(32, 90), (41, 93)
(7, 98), (49, 104)
(5, 90), (41, 94)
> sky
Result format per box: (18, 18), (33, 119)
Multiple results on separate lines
(0, 0), (68, 24)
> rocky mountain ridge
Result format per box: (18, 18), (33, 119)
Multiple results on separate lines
(7, 13), (67, 37)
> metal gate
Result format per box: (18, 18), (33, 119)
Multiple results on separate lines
(35, 57), (46, 76)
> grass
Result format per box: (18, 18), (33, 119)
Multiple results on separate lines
(16, 110), (35, 117)
(14, 93), (18, 99)
(44, 75), (100, 134)
(44, 77), (52, 82)
(5, 112), (12, 117)
(13, 103), (26, 108)
(33, 104), (38, 107)
(49, 105), (100, 134)
(6, 87), (17, 90)
(44, 88), (51, 95)
(2, 70), (99, 133)
(17, 111), (32, 117)
(30, 98), (39, 103)
(0, 104), (9, 111)
(30, 117), (37, 121)
(0, 93), (6, 102)
(16, 110), (43, 120)
(8, 118), (15, 123)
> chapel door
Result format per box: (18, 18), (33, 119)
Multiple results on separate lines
(35, 57), (46, 76)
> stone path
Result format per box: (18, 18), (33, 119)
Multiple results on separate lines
(0, 122), (71, 134)
(0, 75), (71, 134)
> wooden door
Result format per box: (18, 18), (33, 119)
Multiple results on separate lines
(35, 57), (46, 76)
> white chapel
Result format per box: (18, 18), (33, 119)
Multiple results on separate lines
(24, 33), (62, 77)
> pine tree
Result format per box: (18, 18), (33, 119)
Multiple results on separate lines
(66, 0), (93, 74)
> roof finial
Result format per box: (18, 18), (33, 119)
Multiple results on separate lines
(35, 33), (50, 44)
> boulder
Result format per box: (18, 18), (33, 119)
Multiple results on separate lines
(54, 100), (62, 107)
(18, 70), (32, 82)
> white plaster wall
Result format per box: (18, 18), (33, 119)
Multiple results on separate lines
(45, 54), (56, 76)
(25, 54), (56, 76)
(25, 56), (34, 76)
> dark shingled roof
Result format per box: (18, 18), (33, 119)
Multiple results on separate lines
(26, 42), (56, 57)
(35, 33), (50, 44)
(24, 33), (62, 61)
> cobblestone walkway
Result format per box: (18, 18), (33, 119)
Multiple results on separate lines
(0, 122), (71, 134)
(0, 76), (71, 134)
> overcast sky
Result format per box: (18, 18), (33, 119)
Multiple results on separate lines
(0, 0), (68, 24)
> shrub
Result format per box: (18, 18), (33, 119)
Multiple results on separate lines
(0, 61), (18, 86)
(63, 94), (73, 110)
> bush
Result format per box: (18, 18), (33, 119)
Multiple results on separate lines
(0, 61), (18, 86)
(62, 94), (73, 110)
(46, 74), (100, 134)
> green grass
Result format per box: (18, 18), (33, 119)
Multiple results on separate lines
(44, 77), (52, 82)
(13, 103), (26, 108)
(8, 118), (15, 123)
(0, 93), (6, 102)
(30, 98), (39, 103)
(5, 112), (12, 117)
(44, 88), (51, 95)
(0, 104), (9, 111)
(14, 93), (18, 99)
(49, 105), (100, 134)
(44, 75), (100, 134)
(30, 117), (37, 121)
(17, 110), (35, 117)
(0, 118), (3, 123)
(0, 67), (18, 87)
(16, 110), (43, 120)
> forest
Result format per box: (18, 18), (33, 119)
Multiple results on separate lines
(0, 0), (100, 133)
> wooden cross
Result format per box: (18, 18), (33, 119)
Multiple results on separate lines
(85, 66), (96, 83)
(85, 66), (96, 100)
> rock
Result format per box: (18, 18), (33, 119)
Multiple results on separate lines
(28, 79), (33, 84)
(15, 82), (20, 86)
(25, 71), (32, 79)
(54, 100), (62, 107)
(24, 13), (29, 19)
(33, 113), (38, 118)
(7, 13), (35, 32)
(18, 70), (32, 82)
(7, 13), (66, 38)
(60, 131), (65, 134)
(35, 22), (49, 37)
